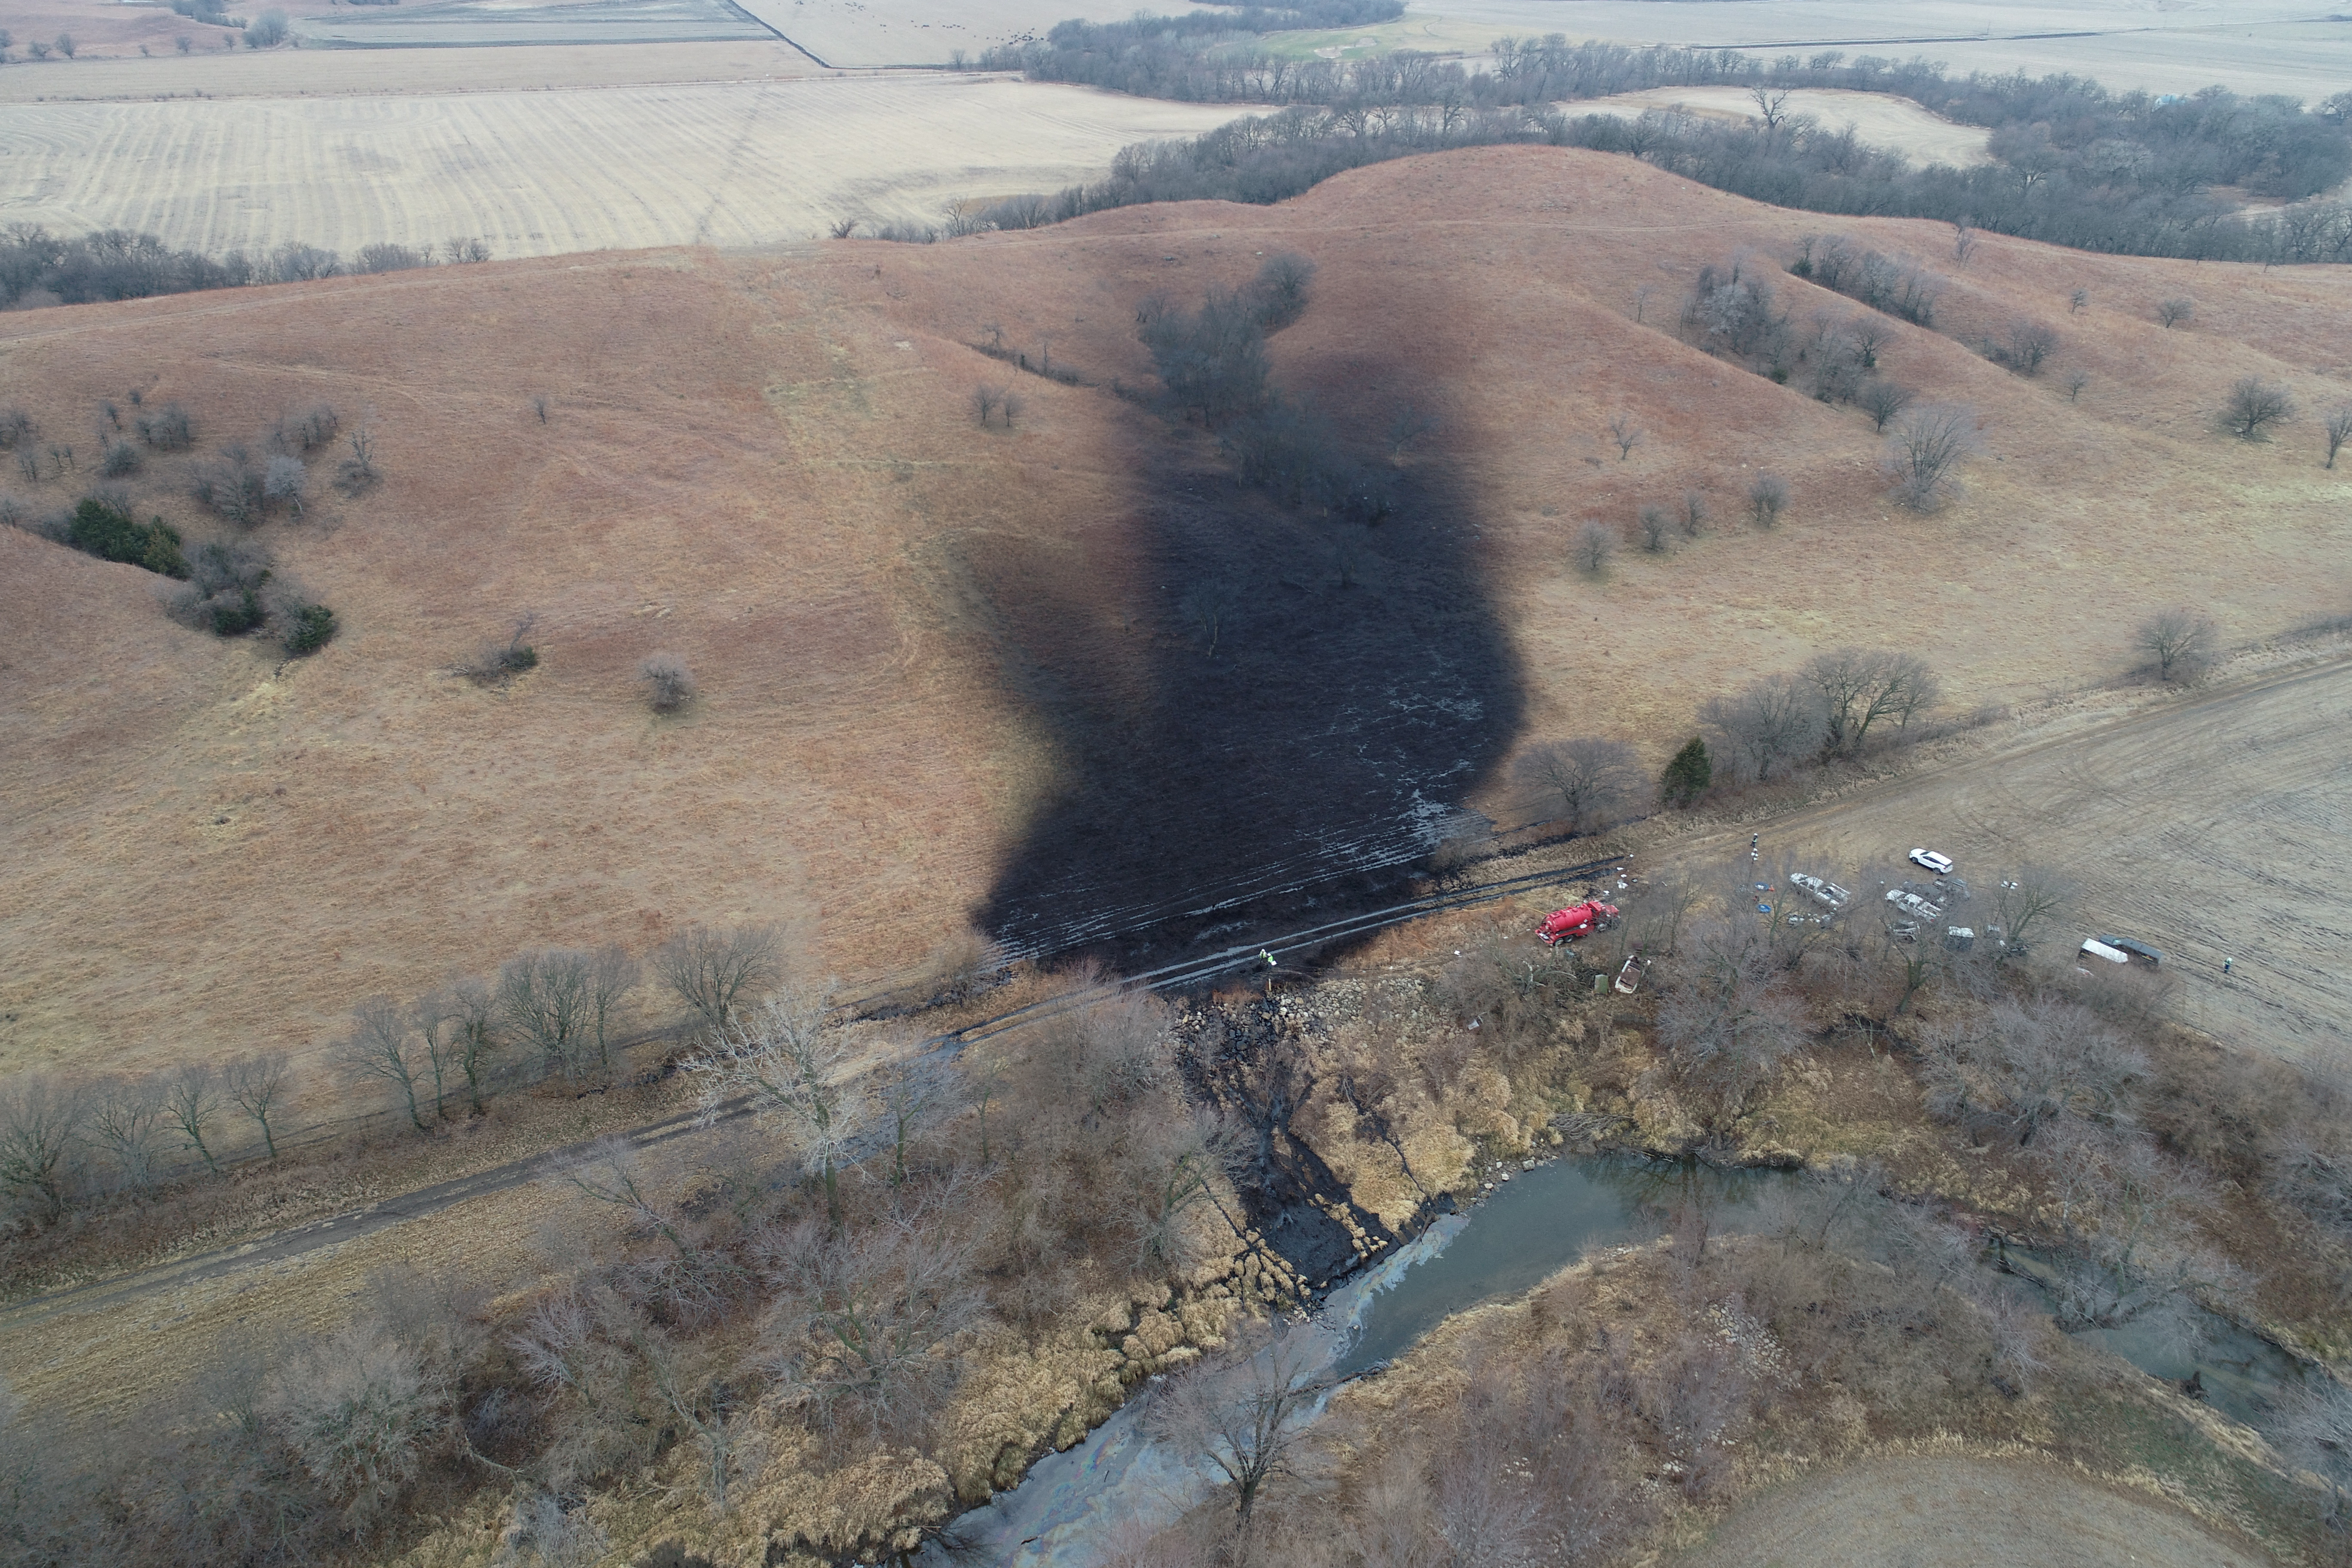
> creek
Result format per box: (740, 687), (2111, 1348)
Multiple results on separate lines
(928, 1155), (2305, 1566)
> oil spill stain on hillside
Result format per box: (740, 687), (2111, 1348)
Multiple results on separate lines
(955, 346), (1524, 965)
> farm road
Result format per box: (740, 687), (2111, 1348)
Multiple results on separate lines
(1693, 652), (2352, 1067)
(6, 657), (2341, 1329)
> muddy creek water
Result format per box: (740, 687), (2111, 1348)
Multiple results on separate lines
(931, 1156), (2304, 1565)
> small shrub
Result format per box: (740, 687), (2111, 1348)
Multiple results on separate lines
(100, 440), (142, 478)
(193, 445), (266, 524)
(136, 403), (193, 451)
(0, 409), (34, 450)
(167, 540), (273, 635)
(334, 428), (380, 495)
(1571, 520), (1616, 576)
(1679, 489), (1707, 537)
(461, 615), (539, 684)
(2156, 297), (2193, 328)
(1747, 472), (1789, 528)
(64, 498), (187, 577)
(263, 453), (307, 518)
(2222, 377), (2294, 441)
(1635, 504), (1673, 553)
(640, 654), (695, 713)
(279, 600), (337, 656)
(1248, 251), (1316, 331)
(273, 404), (340, 453)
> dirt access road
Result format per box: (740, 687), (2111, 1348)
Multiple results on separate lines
(1670, 1454), (2268, 1568)
(1708, 652), (2352, 1069)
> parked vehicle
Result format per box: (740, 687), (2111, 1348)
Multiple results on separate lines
(1612, 956), (1647, 995)
(1537, 900), (1619, 944)
(1790, 873), (1851, 910)
(1886, 888), (1944, 921)
(2079, 937), (2130, 966)
(2097, 935), (2165, 968)
(1909, 848), (1955, 875)
(1944, 926), (1975, 951)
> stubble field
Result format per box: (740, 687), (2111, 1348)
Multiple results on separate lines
(0, 71), (1241, 257)
(1313, 0), (2352, 101)
(3, 145), (2349, 1116)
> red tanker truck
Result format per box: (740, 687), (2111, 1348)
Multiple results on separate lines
(1537, 900), (1620, 945)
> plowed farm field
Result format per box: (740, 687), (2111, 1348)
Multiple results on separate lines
(0, 72), (1239, 258)
(1724, 652), (2352, 1068)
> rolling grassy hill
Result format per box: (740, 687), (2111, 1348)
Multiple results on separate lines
(2, 144), (2346, 1105)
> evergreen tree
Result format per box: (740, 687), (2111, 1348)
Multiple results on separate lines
(1660, 736), (1712, 806)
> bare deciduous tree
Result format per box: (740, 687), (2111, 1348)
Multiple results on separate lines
(2133, 607), (2217, 682)
(1571, 520), (1615, 576)
(1679, 488), (1707, 536)
(1985, 864), (2074, 958)
(2266, 1375), (2352, 1522)
(1990, 319), (2058, 376)
(1699, 674), (1825, 782)
(423, 977), (501, 1114)
(499, 950), (596, 1082)
(1606, 412), (1642, 460)
(1917, 995), (2142, 1146)
(2324, 405), (2352, 469)
(757, 1198), (983, 1436)
(1798, 646), (1939, 756)
(1654, 916), (1807, 1119)
(340, 997), (432, 1132)
(1856, 378), (1912, 433)
(2155, 296), (2193, 328)
(2068, 287), (2088, 314)
(1748, 85), (1793, 132)
(584, 945), (640, 1072)
(971, 383), (1006, 428)
(1746, 472), (1788, 528)
(1387, 397), (1440, 457)
(683, 986), (865, 1227)
(2222, 377), (2294, 441)
(164, 1063), (226, 1175)
(0, 1075), (82, 1222)
(265, 1317), (449, 1525)
(1883, 404), (1977, 512)
(2064, 367), (2090, 402)
(653, 924), (784, 1035)
(1513, 737), (1645, 833)
(224, 1051), (291, 1159)
(1635, 503), (1672, 553)
(1149, 1326), (1330, 1537)
(88, 1074), (173, 1191)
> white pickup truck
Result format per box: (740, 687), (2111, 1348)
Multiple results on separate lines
(1791, 873), (1852, 910)
(1886, 888), (1944, 921)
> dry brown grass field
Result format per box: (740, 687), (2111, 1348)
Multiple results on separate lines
(3, 145), (2348, 1116)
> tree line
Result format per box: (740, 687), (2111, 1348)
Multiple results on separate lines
(0, 229), (493, 314)
(957, 25), (2352, 264)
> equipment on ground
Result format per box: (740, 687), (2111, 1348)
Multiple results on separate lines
(1538, 900), (1620, 944)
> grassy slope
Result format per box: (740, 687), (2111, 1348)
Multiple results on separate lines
(2, 145), (2346, 1105)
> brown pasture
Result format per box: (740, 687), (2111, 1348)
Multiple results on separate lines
(2, 146), (2347, 1111)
